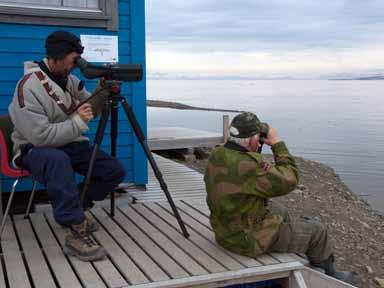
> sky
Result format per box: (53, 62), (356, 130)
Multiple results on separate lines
(145, 0), (384, 79)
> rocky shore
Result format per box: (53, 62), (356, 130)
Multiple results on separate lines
(149, 100), (384, 288)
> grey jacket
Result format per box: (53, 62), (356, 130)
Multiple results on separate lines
(9, 60), (92, 159)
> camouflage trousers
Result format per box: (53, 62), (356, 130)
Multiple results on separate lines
(267, 201), (333, 264)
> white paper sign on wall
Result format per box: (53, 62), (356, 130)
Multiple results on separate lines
(80, 35), (119, 63)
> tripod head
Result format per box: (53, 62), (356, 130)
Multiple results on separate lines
(68, 79), (123, 116)
(76, 57), (143, 82)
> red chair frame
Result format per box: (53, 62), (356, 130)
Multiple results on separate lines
(0, 129), (37, 238)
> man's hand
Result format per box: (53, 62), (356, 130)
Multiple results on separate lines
(77, 103), (94, 123)
(263, 126), (280, 146)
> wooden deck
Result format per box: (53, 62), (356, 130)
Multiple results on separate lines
(0, 155), (309, 288)
(1, 201), (304, 288)
(148, 127), (223, 150)
(129, 154), (207, 203)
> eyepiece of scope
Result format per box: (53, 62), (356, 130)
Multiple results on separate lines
(76, 57), (89, 70)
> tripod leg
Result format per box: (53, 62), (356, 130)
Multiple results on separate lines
(120, 97), (190, 238)
(109, 97), (119, 217)
(81, 100), (111, 205)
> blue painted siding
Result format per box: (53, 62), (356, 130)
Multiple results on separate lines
(130, 0), (147, 184)
(0, 0), (147, 192)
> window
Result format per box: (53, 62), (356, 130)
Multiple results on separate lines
(0, 0), (118, 31)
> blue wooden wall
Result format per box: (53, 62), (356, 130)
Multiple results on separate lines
(0, 0), (148, 192)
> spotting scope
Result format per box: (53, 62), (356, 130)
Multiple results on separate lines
(76, 57), (142, 82)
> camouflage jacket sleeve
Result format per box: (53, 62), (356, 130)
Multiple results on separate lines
(249, 141), (299, 198)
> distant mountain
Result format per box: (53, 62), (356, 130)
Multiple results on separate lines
(148, 71), (384, 80)
(330, 75), (384, 80)
(352, 75), (384, 80)
(324, 71), (384, 80)
(148, 71), (303, 80)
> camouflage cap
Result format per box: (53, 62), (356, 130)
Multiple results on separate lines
(229, 112), (262, 138)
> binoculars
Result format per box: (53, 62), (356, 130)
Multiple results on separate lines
(260, 122), (269, 140)
(258, 123), (269, 153)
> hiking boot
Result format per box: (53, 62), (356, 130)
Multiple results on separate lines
(61, 211), (100, 233)
(84, 211), (100, 233)
(312, 255), (359, 285)
(63, 220), (106, 262)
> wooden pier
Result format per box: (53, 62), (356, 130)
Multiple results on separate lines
(0, 155), (355, 288)
(148, 127), (224, 150)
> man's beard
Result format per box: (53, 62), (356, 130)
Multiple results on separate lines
(50, 69), (69, 91)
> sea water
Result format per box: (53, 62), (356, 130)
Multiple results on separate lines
(147, 79), (384, 214)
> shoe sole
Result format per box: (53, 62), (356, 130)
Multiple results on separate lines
(63, 246), (107, 262)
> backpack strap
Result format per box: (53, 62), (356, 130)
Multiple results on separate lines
(34, 71), (77, 115)
(17, 73), (33, 108)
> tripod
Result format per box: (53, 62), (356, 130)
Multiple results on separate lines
(80, 80), (189, 238)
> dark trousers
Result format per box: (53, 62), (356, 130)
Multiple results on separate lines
(22, 141), (126, 226)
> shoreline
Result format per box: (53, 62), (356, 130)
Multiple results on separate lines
(149, 100), (384, 287)
(147, 99), (242, 113)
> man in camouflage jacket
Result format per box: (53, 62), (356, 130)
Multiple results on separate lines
(204, 112), (357, 284)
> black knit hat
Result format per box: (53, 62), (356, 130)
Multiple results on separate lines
(45, 30), (84, 59)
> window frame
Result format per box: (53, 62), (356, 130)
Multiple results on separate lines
(0, 0), (119, 31)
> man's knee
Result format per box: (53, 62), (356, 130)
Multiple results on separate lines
(107, 159), (126, 184)
(46, 149), (71, 164)
(310, 221), (329, 242)
(268, 201), (290, 222)
(306, 221), (334, 263)
(25, 148), (72, 178)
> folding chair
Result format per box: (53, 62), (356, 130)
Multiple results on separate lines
(0, 114), (37, 239)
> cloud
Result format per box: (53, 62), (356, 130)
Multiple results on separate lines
(148, 44), (384, 77)
(145, 0), (384, 76)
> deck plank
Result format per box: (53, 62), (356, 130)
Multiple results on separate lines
(119, 206), (208, 276)
(44, 213), (108, 288)
(14, 215), (56, 288)
(91, 208), (170, 282)
(131, 203), (227, 274)
(186, 199), (210, 216)
(270, 252), (298, 263)
(0, 252), (6, 288)
(90, 208), (149, 286)
(29, 213), (82, 288)
(107, 208), (189, 279)
(149, 175), (203, 183)
(130, 191), (206, 200)
(159, 201), (263, 268)
(131, 262), (302, 288)
(144, 202), (245, 271)
(1, 219), (31, 288)
(175, 201), (211, 228)
(255, 254), (281, 265)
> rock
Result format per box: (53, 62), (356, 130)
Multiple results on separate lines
(358, 220), (371, 229)
(184, 154), (196, 162)
(194, 147), (209, 159)
(297, 184), (307, 191)
(365, 265), (374, 274)
(374, 277), (384, 287)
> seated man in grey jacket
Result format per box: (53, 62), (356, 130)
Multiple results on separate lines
(8, 30), (126, 261)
